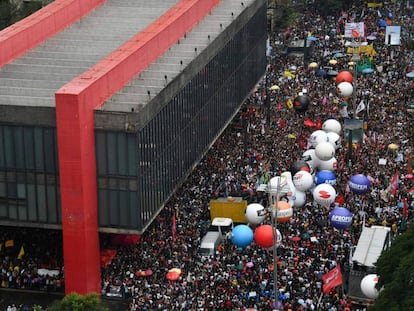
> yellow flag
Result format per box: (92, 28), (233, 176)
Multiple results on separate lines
(5, 240), (14, 248)
(17, 246), (25, 259)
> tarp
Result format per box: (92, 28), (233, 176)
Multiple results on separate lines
(110, 234), (141, 246)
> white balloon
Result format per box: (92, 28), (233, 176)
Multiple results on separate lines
(293, 170), (314, 191)
(327, 132), (341, 150)
(318, 157), (337, 171)
(310, 130), (328, 148)
(322, 119), (342, 135)
(293, 190), (307, 207)
(337, 81), (353, 97)
(312, 183), (336, 207)
(245, 203), (266, 225)
(302, 149), (320, 170)
(315, 141), (335, 161)
(360, 274), (380, 299)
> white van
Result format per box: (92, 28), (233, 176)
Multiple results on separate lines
(199, 231), (222, 256)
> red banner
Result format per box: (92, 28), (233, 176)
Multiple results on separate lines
(391, 171), (399, 197)
(322, 264), (343, 293)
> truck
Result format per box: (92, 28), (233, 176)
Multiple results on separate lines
(199, 217), (234, 256)
(347, 225), (392, 307)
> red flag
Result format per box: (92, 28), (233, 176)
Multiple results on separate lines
(322, 264), (343, 294)
(352, 29), (360, 38)
(391, 171), (399, 197)
(407, 152), (413, 174)
(172, 212), (177, 242)
(403, 197), (408, 218)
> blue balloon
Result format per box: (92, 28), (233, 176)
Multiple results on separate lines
(315, 170), (337, 186)
(330, 207), (353, 230)
(231, 225), (253, 248)
(348, 174), (371, 194)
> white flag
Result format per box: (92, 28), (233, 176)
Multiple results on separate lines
(356, 100), (365, 114)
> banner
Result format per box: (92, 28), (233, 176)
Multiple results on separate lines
(391, 170), (399, 197)
(322, 264), (343, 293)
(344, 22), (365, 38)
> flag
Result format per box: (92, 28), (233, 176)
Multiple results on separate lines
(352, 29), (360, 38)
(356, 100), (365, 114)
(5, 240), (14, 248)
(172, 212), (177, 242)
(403, 197), (408, 218)
(391, 170), (399, 197)
(322, 264), (343, 294)
(17, 246), (24, 259)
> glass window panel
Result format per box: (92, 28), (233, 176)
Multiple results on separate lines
(23, 128), (35, 170)
(117, 133), (127, 176)
(98, 189), (109, 226)
(14, 127), (25, 170)
(47, 184), (58, 223)
(27, 184), (37, 221)
(119, 190), (129, 227)
(34, 128), (44, 170)
(109, 190), (119, 226)
(37, 184), (47, 222)
(107, 133), (118, 175)
(96, 131), (108, 175)
(4, 126), (15, 169)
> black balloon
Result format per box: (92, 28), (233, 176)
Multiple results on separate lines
(293, 95), (310, 113)
(289, 160), (311, 175)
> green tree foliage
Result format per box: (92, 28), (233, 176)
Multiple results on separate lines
(0, 0), (45, 30)
(47, 293), (109, 311)
(312, 0), (347, 17)
(370, 225), (414, 311)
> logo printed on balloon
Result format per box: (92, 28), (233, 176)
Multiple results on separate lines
(319, 190), (331, 199)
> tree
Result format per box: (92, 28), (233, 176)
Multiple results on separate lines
(47, 293), (109, 311)
(370, 225), (414, 311)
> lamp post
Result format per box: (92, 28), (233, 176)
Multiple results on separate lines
(267, 176), (282, 311)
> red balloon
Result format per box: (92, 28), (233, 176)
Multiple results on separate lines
(254, 225), (274, 248)
(335, 71), (353, 84)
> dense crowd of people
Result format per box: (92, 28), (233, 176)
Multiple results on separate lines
(1, 0), (413, 310)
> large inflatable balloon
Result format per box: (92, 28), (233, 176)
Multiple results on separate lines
(329, 207), (353, 229)
(276, 201), (293, 223)
(289, 160), (311, 175)
(302, 149), (320, 170)
(293, 190), (307, 207)
(336, 71), (353, 84)
(315, 141), (336, 161)
(360, 274), (380, 299)
(348, 174), (371, 195)
(315, 170), (337, 186)
(268, 173), (296, 206)
(293, 170), (314, 191)
(245, 203), (266, 225)
(327, 132), (341, 150)
(293, 95), (310, 113)
(231, 225), (254, 248)
(254, 224), (282, 248)
(337, 81), (353, 97)
(322, 119), (342, 135)
(318, 157), (337, 171)
(310, 130), (328, 148)
(313, 183), (336, 207)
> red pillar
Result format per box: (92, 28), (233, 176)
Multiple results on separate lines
(55, 92), (101, 294)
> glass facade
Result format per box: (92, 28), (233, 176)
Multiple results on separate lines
(0, 125), (60, 224)
(0, 4), (267, 231)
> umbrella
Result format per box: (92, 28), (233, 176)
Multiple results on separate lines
(348, 61), (355, 66)
(307, 36), (318, 41)
(404, 174), (413, 179)
(378, 19), (387, 28)
(367, 35), (377, 41)
(315, 69), (326, 76)
(308, 62), (318, 69)
(287, 133), (296, 139)
(291, 236), (301, 242)
(145, 269), (153, 276)
(246, 261), (254, 268)
(329, 59), (338, 65)
(166, 271), (180, 281)
(362, 68), (374, 74)
(270, 84), (280, 91)
(388, 143), (399, 150)
(406, 71), (414, 78)
(333, 52), (344, 58)
(327, 70), (338, 76)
